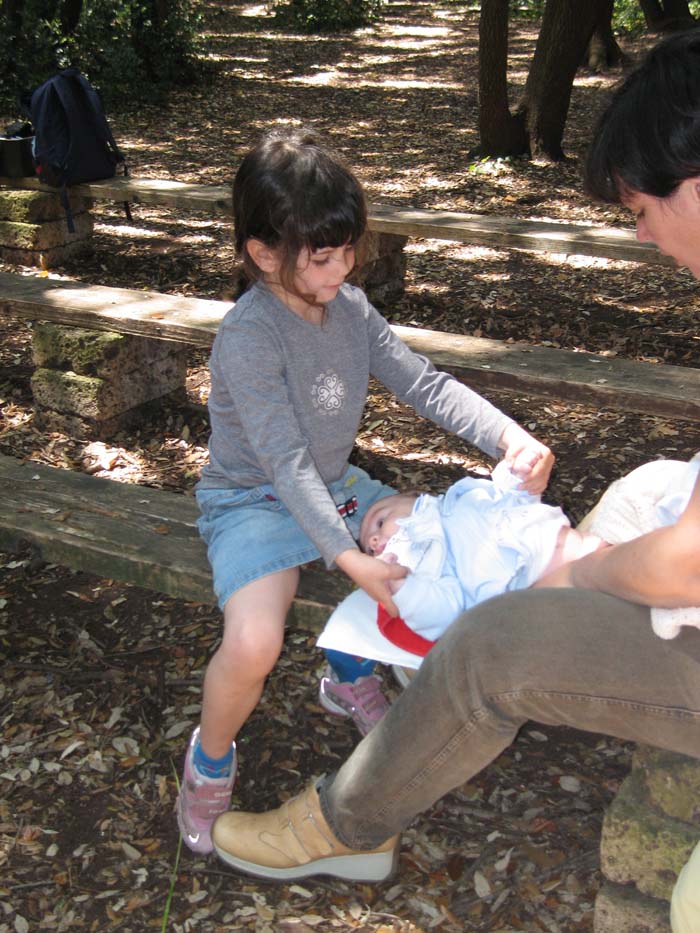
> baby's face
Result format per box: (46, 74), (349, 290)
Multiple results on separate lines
(360, 494), (416, 557)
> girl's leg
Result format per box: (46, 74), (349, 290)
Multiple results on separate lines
(178, 567), (298, 853)
(200, 567), (299, 756)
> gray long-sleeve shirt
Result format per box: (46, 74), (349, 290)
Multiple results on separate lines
(198, 281), (514, 566)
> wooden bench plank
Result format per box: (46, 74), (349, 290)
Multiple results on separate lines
(0, 175), (668, 266)
(367, 204), (669, 267)
(0, 271), (225, 346)
(0, 453), (351, 620)
(2, 270), (699, 421)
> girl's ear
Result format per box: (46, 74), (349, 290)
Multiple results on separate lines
(246, 238), (280, 275)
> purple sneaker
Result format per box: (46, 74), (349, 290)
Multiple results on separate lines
(318, 665), (390, 736)
(177, 726), (236, 854)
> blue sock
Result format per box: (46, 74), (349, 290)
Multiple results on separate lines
(325, 648), (375, 683)
(193, 740), (234, 779)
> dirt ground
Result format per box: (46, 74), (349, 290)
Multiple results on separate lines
(2, 2), (700, 930)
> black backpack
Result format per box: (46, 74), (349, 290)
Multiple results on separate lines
(26, 68), (130, 231)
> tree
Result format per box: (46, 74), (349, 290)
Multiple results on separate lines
(478, 0), (671, 162)
(638, 0), (696, 30)
(586, 0), (627, 72)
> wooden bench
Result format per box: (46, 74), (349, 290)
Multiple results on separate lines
(2, 270), (700, 422)
(0, 174), (672, 267)
(0, 452), (351, 627)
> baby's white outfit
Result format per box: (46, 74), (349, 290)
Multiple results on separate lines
(389, 454), (700, 644)
(385, 460), (569, 641)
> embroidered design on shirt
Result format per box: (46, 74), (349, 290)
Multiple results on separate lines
(312, 370), (345, 414)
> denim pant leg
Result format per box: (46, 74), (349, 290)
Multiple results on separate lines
(319, 588), (700, 849)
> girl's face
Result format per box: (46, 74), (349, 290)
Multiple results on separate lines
(623, 178), (700, 278)
(294, 243), (355, 304)
(269, 243), (356, 317)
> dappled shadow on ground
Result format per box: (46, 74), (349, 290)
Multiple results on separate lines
(1, 2), (700, 930)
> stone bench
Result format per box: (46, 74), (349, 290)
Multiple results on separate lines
(0, 452), (349, 630)
(4, 272), (700, 430)
(596, 747), (700, 931)
(0, 173), (672, 268)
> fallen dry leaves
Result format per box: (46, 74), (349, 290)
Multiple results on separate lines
(2, 1), (700, 930)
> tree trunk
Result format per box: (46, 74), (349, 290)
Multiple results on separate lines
(638, 0), (696, 30)
(60, 0), (83, 34)
(476, 0), (527, 157)
(586, 0), (626, 72)
(518, 0), (604, 161)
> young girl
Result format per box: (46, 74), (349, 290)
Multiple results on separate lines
(177, 127), (554, 854)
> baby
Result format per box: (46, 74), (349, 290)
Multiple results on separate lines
(319, 455), (700, 662)
(357, 461), (606, 647)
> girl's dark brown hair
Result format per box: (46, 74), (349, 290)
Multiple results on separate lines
(233, 128), (367, 296)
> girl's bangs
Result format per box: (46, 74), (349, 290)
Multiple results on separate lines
(304, 203), (366, 251)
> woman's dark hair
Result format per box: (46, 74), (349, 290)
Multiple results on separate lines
(585, 30), (700, 203)
(232, 127), (367, 293)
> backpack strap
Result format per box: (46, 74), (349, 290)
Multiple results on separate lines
(67, 70), (132, 223)
(60, 183), (76, 234)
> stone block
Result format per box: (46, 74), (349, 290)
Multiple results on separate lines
(32, 324), (186, 379)
(0, 238), (92, 268)
(0, 188), (91, 223)
(600, 769), (698, 900)
(32, 393), (186, 440)
(594, 882), (669, 932)
(0, 212), (93, 250)
(352, 233), (408, 307)
(31, 350), (187, 421)
(634, 746), (700, 825)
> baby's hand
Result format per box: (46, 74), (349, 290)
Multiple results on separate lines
(377, 551), (407, 596)
(378, 551), (398, 564)
(498, 423), (555, 496)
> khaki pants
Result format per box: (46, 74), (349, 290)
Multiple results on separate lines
(671, 841), (700, 933)
(320, 588), (700, 849)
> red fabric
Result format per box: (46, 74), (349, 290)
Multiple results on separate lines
(376, 604), (436, 657)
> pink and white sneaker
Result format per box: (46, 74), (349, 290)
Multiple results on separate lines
(318, 665), (390, 737)
(177, 726), (236, 854)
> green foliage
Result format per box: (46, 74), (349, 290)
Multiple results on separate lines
(509, 0), (544, 19)
(272, 0), (384, 33)
(0, 0), (208, 116)
(511, 0), (700, 33)
(612, 0), (649, 34)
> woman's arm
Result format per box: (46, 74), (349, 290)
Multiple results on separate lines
(535, 474), (700, 607)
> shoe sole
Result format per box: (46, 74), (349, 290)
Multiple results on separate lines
(176, 793), (215, 854)
(391, 664), (416, 689)
(213, 842), (399, 882)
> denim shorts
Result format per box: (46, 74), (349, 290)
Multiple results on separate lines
(196, 464), (396, 609)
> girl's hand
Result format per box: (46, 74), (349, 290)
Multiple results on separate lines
(336, 548), (408, 616)
(498, 422), (555, 495)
